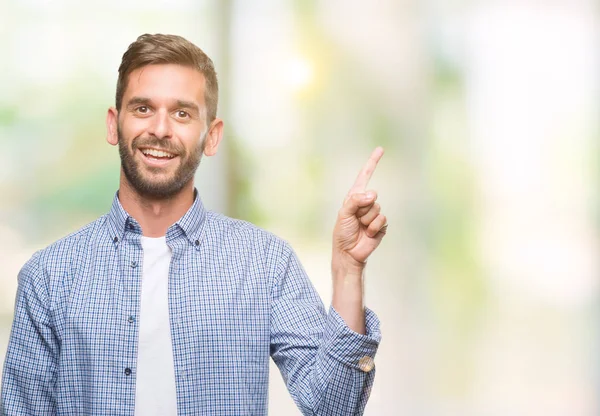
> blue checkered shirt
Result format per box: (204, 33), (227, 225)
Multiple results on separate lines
(1, 192), (381, 415)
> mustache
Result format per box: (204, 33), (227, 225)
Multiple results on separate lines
(131, 136), (184, 155)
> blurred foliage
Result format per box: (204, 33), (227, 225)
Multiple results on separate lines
(2, 74), (117, 239)
(226, 129), (267, 226)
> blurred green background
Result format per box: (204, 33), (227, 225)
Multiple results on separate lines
(0, 0), (598, 414)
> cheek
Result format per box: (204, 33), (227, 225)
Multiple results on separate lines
(174, 125), (206, 147)
(120, 117), (148, 137)
(124, 118), (143, 130)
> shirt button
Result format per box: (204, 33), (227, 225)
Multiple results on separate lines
(128, 223), (135, 230)
(194, 240), (199, 246)
(124, 367), (132, 376)
(128, 315), (135, 323)
(113, 236), (119, 243)
(358, 356), (375, 373)
(130, 260), (137, 268)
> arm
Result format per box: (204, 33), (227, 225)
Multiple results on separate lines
(270, 245), (381, 415)
(270, 147), (387, 415)
(1, 253), (59, 415)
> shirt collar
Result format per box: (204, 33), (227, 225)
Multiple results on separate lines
(106, 189), (207, 248)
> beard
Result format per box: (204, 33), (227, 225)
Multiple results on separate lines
(117, 125), (205, 199)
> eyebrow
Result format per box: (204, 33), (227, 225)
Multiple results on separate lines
(126, 96), (152, 108)
(176, 100), (200, 115)
(126, 97), (200, 115)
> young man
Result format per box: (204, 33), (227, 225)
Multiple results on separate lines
(1, 34), (387, 415)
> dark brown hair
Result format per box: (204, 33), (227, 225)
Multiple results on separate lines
(116, 34), (219, 122)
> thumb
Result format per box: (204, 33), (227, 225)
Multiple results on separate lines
(339, 192), (376, 218)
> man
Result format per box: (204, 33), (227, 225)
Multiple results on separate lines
(1, 34), (387, 415)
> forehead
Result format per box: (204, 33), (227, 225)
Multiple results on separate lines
(124, 64), (206, 106)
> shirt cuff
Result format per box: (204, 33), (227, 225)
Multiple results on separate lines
(322, 306), (381, 372)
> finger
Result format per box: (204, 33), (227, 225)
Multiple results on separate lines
(366, 214), (387, 238)
(354, 191), (378, 217)
(359, 203), (381, 226)
(374, 224), (388, 240)
(348, 147), (384, 196)
(339, 192), (378, 218)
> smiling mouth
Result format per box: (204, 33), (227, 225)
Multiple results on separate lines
(137, 148), (179, 167)
(139, 147), (177, 159)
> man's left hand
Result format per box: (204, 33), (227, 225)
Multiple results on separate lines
(333, 147), (387, 269)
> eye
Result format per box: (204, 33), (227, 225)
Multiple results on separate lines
(176, 110), (190, 119)
(136, 106), (149, 114)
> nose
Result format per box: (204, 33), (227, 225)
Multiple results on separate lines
(147, 109), (172, 139)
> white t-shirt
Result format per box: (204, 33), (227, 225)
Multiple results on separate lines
(134, 236), (177, 416)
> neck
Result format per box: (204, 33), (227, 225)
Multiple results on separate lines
(118, 173), (195, 237)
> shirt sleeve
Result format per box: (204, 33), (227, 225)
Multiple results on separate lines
(1, 252), (59, 415)
(269, 242), (381, 415)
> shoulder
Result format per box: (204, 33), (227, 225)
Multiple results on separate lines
(19, 216), (107, 283)
(204, 211), (294, 261)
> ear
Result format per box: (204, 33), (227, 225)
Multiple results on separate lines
(203, 118), (224, 157)
(106, 107), (119, 146)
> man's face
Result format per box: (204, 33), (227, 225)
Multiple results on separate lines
(114, 64), (209, 199)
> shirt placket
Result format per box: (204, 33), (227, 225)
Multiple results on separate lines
(119, 230), (144, 413)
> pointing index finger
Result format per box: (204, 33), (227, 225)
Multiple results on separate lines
(348, 147), (384, 195)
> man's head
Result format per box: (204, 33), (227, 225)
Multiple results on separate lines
(106, 34), (223, 200)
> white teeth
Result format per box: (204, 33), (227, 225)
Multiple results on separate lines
(141, 148), (175, 158)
